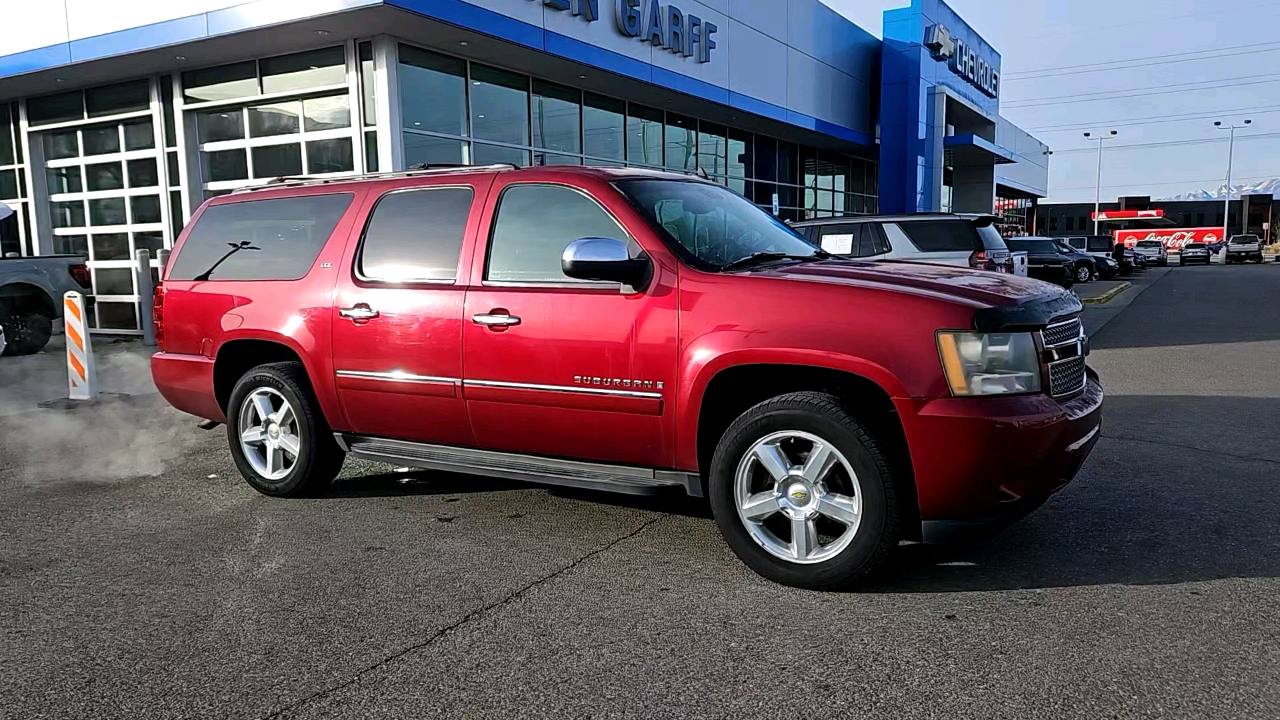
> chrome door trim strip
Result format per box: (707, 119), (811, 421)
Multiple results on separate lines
(464, 378), (663, 400)
(336, 370), (460, 385)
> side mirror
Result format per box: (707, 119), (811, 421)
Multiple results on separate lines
(562, 237), (652, 291)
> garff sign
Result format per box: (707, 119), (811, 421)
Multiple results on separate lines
(924, 24), (999, 99)
(537, 0), (718, 63)
(1115, 228), (1222, 250)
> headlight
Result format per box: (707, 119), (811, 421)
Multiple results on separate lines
(937, 331), (1041, 396)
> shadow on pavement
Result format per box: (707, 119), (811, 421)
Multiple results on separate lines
(1092, 264), (1280, 350)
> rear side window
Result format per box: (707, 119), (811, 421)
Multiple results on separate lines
(1087, 236), (1112, 252)
(486, 184), (628, 284)
(977, 225), (1009, 251)
(169, 193), (353, 281)
(817, 223), (890, 258)
(359, 187), (473, 282)
(895, 220), (982, 252)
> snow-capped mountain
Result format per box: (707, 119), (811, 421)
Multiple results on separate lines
(1161, 179), (1280, 201)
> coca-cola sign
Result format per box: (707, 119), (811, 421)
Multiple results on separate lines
(1115, 227), (1222, 250)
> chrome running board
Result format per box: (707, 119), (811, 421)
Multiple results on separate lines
(336, 434), (700, 497)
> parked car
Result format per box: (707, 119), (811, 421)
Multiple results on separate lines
(1179, 242), (1211, 266)
(0, 254), (93, 355)
(792, 213), (1016, 274)
(1004, 237), (1076, 288)
(151, 165), (1103, 590)
(1206, 238), (1228, 255)
(1052, 240), (1100, 283)
(1225, 234), (1264, 264)
(1133, 240), (1169, 266)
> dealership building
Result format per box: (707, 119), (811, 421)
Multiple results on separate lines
(0, 0), (1048, 333)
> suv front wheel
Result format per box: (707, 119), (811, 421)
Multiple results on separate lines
(227, 362), (345, 497)
(708, 392), (904, 589)
(1074, 263), (1094, 283)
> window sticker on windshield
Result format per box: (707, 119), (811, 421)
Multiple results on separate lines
(821, 234), (855, 255)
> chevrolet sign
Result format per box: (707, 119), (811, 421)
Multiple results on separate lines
(925, 24), (998, 99)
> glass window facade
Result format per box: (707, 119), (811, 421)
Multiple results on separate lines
(393, 41), (876, 220)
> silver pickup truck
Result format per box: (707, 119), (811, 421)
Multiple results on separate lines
(1225, 234), (1264, 264)
(0, 255), (93, 355)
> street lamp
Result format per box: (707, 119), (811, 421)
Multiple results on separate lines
(1214, 119), (1251, 244)
(1084, 130), (1118, 235)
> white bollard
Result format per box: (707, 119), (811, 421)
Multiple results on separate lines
(64, 291), (99, 401)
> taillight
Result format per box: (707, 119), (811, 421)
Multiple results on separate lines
(969, 250), (987, 268)
(152, 283), (166, 347)
(69, 263), (92, 289)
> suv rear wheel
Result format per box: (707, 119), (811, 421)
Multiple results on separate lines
(708, 392), (904, 589)
(227, 362), (345, 497)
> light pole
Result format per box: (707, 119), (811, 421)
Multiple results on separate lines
(1084, 130), (1118, 235)
(1214, 119), (1251, 243)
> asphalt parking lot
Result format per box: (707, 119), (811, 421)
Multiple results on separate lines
(2, 264), (1278, 719)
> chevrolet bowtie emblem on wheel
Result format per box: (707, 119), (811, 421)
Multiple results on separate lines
(790, 489), (809, 501)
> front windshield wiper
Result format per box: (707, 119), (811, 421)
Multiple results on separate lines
(719, 250), (830, 273)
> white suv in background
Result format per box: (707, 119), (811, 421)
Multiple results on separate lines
(791, 214), (1021, 274)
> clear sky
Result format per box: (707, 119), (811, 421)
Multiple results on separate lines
(824, 0), (1280, 203)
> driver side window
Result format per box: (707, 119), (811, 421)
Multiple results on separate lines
(487, 184), (630, 284)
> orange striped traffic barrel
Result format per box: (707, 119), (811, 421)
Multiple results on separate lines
(64, 291), (98, 401)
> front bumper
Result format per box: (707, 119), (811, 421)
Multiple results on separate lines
(896, 371), (1104, 542)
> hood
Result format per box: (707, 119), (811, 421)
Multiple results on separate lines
(761, 259), (1066, 308)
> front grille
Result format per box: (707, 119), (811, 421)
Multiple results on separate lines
(1042, 318), (1083, 347)
(1048, 355), (1087, 397)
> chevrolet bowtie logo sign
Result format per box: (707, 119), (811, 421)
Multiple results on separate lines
(924, 23), (999, 99)
(924, 23), (955, 60)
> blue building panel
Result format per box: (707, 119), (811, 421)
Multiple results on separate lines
(879, 0), (1047, 214)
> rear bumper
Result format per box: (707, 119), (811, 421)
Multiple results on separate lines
(151, 351), (225, 422)
(898, 371), (1104, 538)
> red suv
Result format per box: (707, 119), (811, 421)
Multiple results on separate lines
(152, 165), (1102, 589)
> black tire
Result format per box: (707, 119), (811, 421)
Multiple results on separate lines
(708, 392), (905, 590)
(226, 361), (344, 497)
(0, 302), (54, 356)
(1159, 258), (1168, 267)
(1075, 264), (1093, 283)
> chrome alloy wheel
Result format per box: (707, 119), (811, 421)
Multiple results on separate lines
(734, 431), (863, 565)
(238, 388), (301, 481)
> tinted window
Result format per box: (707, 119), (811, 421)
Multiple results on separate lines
(169, 193), (353, 281)
(1087, 236), (1112, 252)
(487, 185), (628, 283)
(1185, 243), (1205, 249)
(816, 224), (861, 256)
(360, 187), (473, 282)
(977, 225), (1009, 251)
(1008, 239), (1059, 254)
(1136, 240), (1163, 247)
(896, 220), (983, 252)
(865, 223), (891, 256)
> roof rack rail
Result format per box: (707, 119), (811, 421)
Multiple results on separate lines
(231, 164), (519, 194)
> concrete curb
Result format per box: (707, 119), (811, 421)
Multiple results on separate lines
(1083, 282), (1132, 305)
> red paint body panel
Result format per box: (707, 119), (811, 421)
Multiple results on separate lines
(461, 172), (680, 467)
(151, 166), (1103, 529)
(151, 352), (222, 422)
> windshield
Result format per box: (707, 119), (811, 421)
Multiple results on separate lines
(1137, 241), (1163, 248)
(1185, 243), (1205, 249)
(615, 179), (820, 269)
(1231, 236), (1258, 244)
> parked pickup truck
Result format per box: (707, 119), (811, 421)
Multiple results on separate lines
(1225, 234), (1264, 264)
(0, 255), (92, 355)
(151, 166), (1103, 589)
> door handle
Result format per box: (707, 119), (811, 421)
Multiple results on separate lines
(339, 304), (379, 322)
(472, 312), (521, 329)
